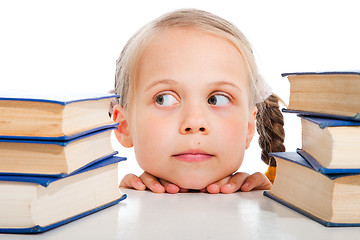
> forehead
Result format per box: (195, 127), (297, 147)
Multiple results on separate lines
(137, 27), (249, 86)
(141, 27), (245, 62)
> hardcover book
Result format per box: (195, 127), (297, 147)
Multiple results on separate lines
(0, 127), (118, 176)
(0, 91), (119, 139)
(300, 116), (360, 170)
(0, 156), (126, 233)
(264, 152), (360, 227)
(282, 71), (360, 120)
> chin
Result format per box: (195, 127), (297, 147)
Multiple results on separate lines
(173, 178), (211, 190)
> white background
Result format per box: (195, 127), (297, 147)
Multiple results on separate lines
(1, 0), (359, 179)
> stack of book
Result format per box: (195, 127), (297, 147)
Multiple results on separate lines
(264, 71), (360, 227)
(0, 92), (126, 233)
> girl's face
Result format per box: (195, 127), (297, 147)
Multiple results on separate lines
(124, 27), (256, 189)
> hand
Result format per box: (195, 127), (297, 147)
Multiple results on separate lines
(205, 172), (272, 194)
(120, 171), (271, 194)
(119, 172), (188, 194)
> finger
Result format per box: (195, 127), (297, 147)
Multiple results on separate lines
(119, 174), (146, 190)
(139, 172), (165, 193)
(240, 172), (272, 192)
(159, 179), (180, 194)
(206, 175), (232, 194)
(220, 172), (250, 194)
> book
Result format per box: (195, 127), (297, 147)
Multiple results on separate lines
(0, 91), (118, 139)
(0, 156), (127, 233)
(300, 116), (360, 170)
(282, 71), (360, 121)
(297, 149), (360, 174)
(264, 152), (360, 227)
(0, 127), (118, 176)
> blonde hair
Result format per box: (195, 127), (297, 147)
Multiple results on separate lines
(114, 8), (285, 173)
(115, 8), (271, 109)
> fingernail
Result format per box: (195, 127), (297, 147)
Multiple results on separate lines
(243, 182), (250, 188)
(225, 183), (234, 188)
(167, 183), (175, 187)
(136, 181), (144, 187)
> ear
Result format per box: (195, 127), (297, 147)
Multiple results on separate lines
(245, 106), (257, 149)
(112, 104), (133, 148)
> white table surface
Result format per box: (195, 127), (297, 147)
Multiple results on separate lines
(2, 188), (360, 240)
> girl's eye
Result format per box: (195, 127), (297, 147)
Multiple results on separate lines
(155, 94), (179, 106)
(208, 94), (230, 106)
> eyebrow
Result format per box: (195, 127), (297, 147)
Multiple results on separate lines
(145, 79), (178, 91)
(210, 81), (243, 92)
(145, 79), (243, 92)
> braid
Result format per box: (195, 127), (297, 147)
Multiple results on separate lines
(256, 94), (285, 167)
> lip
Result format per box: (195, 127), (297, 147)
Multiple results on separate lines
(172, 149), (214, 163)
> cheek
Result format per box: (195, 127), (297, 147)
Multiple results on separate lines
(214, 113), (249, 166)
(135, 113), (174, 145)
(130, 111), (175, 170)
(217, 111), (249, 145)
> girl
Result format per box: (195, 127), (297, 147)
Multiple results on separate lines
(112, 9), (285, 194)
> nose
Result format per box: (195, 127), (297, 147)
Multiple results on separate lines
(179, 107), (209, 135)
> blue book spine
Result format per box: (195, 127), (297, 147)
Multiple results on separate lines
(269, 151), (360, 177)
(0, 156), (126, 186)
(0, 91), (119, 106)
(296, 149), (360, 175)
(300, 115), (360, 128)
(282, 108), (360, 121)
(281, 71), (360, 77)
(0, 123), (119, 141)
